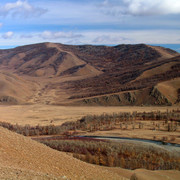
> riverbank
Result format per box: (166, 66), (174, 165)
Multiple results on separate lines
(79, 127), (180, 145)
(77, 135), (180, 147)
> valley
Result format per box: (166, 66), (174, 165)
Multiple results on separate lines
(0, 43), (179, 106)
(0, 104), (178, 126)
(1, 0), (180, 178)
(0, 43), (180, 180)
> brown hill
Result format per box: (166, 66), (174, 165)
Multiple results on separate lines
(0, 43), (102, 78)
(0, 43), (179, 105)
(0, 71), (37, 104)
(0, 126), (126, 179)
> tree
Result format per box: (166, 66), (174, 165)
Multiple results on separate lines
(107, 155), (114, 167)
(85, 152), (93, 164)
(120, 157), (126, 168)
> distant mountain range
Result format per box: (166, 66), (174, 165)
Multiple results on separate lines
(0, 42), (179, 106)
(1, 44), (180, 53)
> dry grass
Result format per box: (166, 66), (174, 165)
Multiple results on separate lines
(149, 45), (179, 59)
(0, 71), (37, 103)
(136, 62), (178, 80)
(0, 105), (178, 126)
(1, 104), (180, 144)
(156, 78), (180, 104)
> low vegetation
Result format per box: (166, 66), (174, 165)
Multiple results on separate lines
(68, 109), (180, 132)
(39, 138), (180, 170)
(1, 109), (180, 171)
(0, 109), (179, 136)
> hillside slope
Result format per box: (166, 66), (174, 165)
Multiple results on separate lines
(0, 43), (102, 78)
(0, 71), (37, 104)
(0, 126), (125, 180)
(0, 43), (179, 105)
(0, 126), (180, 180)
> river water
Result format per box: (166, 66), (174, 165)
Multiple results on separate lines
(79, 136), (180, 147)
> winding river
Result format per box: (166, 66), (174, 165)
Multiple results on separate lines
(79, 135), (180, 147)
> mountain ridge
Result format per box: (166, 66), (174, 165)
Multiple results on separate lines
(0, 42), (179, 105)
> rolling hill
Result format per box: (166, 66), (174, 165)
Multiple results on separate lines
(0, 42), (179, 105)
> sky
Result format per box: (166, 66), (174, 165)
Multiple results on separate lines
(0, 0), (180, 51)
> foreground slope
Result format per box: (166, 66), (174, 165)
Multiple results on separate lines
(0, 126), (180, 180)
(0, 126), (125, 180)
(0, 43), (179, 105)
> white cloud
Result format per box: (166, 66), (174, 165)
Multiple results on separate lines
(101, 0), (180, 16)
(82, 30), (180, 44)
(93, 35), (131, 44)
(66, 39), (83, 45)
(2, 31), (14, 39)
(40, 31), (83, 40)
(20, 34), (33, 39)
(1, 29), (180, 47)
(0, 0), (47, 18)
(0, 23), (2, 28)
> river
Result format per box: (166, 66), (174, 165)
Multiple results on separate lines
(78, 135), (180, 147)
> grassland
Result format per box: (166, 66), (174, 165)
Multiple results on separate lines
(0, 105), (180, 144)
(0, 105), (178, 126)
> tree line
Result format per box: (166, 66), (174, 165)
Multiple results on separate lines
(0, 109), (179, 136)
(40, 138), (180, 170)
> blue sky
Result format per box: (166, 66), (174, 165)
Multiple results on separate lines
(0, 0), (180, 51)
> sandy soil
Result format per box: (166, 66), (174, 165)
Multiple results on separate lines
(0, 126), (126, 180)
(0, 105), (178, 126)
(131, 169), (180, 180)
(0, 165), (64, 180)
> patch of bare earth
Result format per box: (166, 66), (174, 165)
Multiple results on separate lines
(131, 169), (180, 180)
(0, 166), (64, 180)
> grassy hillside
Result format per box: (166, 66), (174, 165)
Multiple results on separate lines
(0, 43), (179, 105)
